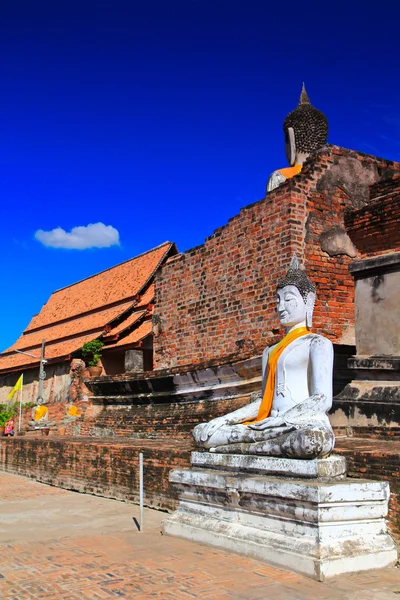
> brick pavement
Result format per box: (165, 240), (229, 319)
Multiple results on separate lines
(0, 473), (399, 599)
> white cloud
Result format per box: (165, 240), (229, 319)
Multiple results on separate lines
(34, 222), (120, 250)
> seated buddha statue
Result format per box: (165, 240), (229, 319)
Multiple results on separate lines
(61, 402), (82, 425)
(193, 256), (334, 459)
(28, 398), (55, 429)
(267, 84), (328, 193)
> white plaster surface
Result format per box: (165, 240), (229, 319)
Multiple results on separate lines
(191, 452), (346, 478)
(163, 461), (397, 581)
(355, 269), (400, 355)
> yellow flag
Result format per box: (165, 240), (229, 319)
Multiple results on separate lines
(7, 374), (23, 400)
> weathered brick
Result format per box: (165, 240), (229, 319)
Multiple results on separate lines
(153, 146), (400, 370)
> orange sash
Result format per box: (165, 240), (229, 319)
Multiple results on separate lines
(34, 405), (48, 421)
(68, 404), (81, 417)
(246, 327), (310, 424)
(278, 164), (302, 180)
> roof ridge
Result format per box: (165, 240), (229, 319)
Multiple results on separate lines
(103, 308), (149, 340)
(1, 328), (107, 356)
(23, 299), (135, 336)
(53, 241), (173, 294)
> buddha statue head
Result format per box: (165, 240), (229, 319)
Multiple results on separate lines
(277, 255), (316, 329)
(283, 84), (328, 167)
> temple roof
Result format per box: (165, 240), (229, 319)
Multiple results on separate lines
(0, 241), (176, 373)
(104, 320), (153, 349)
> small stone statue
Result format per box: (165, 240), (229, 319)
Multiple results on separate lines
(193, 256), (334, 459)
(28, 397), (55, 429)
(61, 402), (82, 425)
(69, 358), (90, 403)
(267, 84), (328, 192)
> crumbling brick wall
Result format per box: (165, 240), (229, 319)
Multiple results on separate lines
(345, 177), (400, 256)
(154, 146), (400, 370)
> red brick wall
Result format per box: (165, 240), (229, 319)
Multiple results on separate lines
(154, 146), (400, 370)
(295, 151), (358, 342)
(0, 438), (192, 511)
(154, 185), (297, 369)
(335, 439), (400, 541)
(345, 178), (400, 256)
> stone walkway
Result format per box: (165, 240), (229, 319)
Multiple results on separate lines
(0, 473), (399, 599)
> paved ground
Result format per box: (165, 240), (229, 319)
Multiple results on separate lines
(0, 473), (399, 599)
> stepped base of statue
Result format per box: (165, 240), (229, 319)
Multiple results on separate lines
(162, 452), (397, 581)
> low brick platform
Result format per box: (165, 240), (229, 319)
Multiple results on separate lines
(1, 435), (399, 540)
(0, 437), (193, 511)
(335, 437), (400, 540)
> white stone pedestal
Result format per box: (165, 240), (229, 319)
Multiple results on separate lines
(162, 453), (397, 581)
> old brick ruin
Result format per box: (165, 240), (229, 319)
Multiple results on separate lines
(153, 146), (400, 369)
(1, 144), (400, 540)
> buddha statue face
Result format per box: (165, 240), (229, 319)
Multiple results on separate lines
(277, 285), (306, 327)
(277, 255), (316, 329)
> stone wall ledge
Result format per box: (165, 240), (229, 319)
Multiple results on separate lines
(0, 436), (194, 448)
(86, 356), (263, 403)
(89, 376), (261, 406)
(191, 452), (347, 479)
(348, 356), (400, 374)
(350, 251), (400, 277)
(87, 355), (263, 383)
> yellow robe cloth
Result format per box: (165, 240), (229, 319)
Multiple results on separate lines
(278, 164), (303, 180)
(68, 405), (81, 417)
(246, 327), (310, 424)
(34, 405), (48, 421)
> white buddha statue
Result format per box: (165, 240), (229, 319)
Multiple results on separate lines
(28, 397), (55, 429)
(193, 256), (334, 459)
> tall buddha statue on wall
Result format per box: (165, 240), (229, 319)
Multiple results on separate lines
(267, 84), (328, 192)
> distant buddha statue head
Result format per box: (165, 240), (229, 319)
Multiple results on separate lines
(276, 255), (316, 329)
(266, 84), (328, 193)
(283, 83), (328, 167)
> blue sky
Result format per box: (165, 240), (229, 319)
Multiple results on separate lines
(1, 0), (400, 352)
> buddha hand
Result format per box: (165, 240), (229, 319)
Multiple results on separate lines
(199, 416), (228, 442)
(248, 414), (285, 430)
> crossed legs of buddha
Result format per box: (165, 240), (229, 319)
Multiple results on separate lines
(193, 422), (334, 459)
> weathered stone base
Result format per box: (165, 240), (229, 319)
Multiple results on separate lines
(191, 451), (347, 478)
(163, 453), (397, 581)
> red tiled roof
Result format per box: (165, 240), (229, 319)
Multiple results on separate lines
(102, 310), (147, 338)
(27, 242), (172, 332)
(3, 301), (133, 353)
(0, 333), (101, 372)
(0, 242), (174, 373)
(105, 320), (153, 349)
(135, 284), (154, 308)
